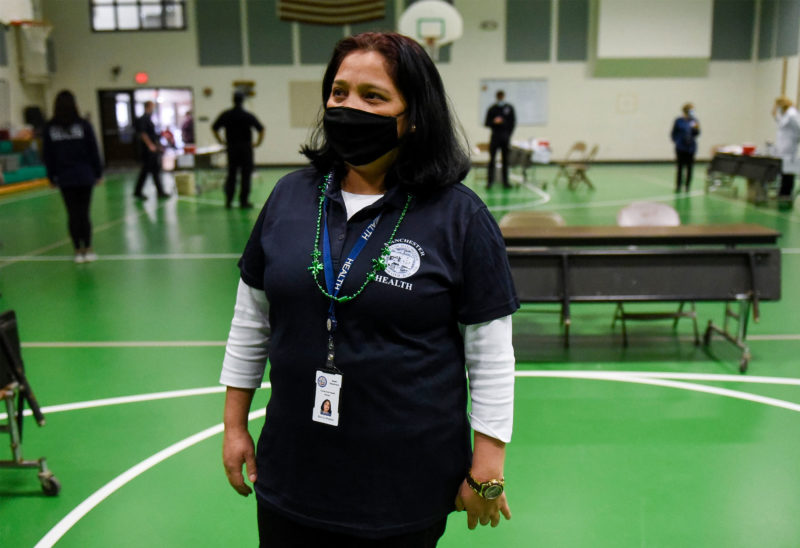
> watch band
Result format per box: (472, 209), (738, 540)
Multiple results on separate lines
(466, 471), (505, 500)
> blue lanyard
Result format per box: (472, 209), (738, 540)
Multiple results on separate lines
(321, 196), (382, 335)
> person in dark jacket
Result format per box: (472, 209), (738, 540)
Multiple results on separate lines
(671, 102), (700, 192)
(42, 90), (103, 264)
(484, 90), (516, 189)
(133, 100), (169, 200)
(212, 92), (265, 209)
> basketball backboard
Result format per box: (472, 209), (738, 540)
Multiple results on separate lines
(398, 0), (463, 60)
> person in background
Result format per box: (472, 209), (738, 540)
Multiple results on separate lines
(42, 90), (103, 264)
(133, 100), (169, 200)
(212, 92), (265, 209)
(181, 110), (195, 145)
(220, 32), (517, 547)
(670, 102), (700, 192)
(773, 96), (800, 206)
(484, 90), (516, 189)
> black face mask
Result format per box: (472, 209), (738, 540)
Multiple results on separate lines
(323, 107), (400, 166)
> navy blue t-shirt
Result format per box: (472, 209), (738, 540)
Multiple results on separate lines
(238, 166), (519, 537)
(212, 106), (264, 147)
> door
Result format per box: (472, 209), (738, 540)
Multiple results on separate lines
(98, 89), (137, 166)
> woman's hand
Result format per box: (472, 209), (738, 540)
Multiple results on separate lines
(222, 427), (257, 496)
(454, 479), (512, 529)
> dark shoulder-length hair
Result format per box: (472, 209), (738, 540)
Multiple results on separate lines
(301, 32), (470, 190)
(50, 90), (81, 127)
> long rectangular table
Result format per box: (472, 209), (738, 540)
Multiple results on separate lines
(706, 153), (782, 204)
(503, 223), (782, 372)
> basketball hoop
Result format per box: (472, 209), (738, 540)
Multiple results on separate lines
(8, 20), (52, 84)
(9, 20), (52, 54)
(423, 36), (440, 62)
(398, 0), (463, 63)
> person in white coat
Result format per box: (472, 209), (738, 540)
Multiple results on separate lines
(773, 96), (800, 203)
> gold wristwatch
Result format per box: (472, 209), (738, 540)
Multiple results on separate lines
(466, 472), (505, 500)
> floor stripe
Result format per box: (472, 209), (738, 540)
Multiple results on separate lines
(0, 200), (173, 271)
(514, 371), (800, 412)
(31, 372), (800, 547)
(6, 371), (799, 422)
(21, 340), (227, 348)
(0, 382), (270, 430)
(747, 334), (800, 341)
(0, 188), (58, 205)
(33, 407), (267, 548)
(0, 253), (240, 262)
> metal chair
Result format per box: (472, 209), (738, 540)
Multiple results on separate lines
(611, 202), (700, 346)
(565, 144), (598, 190)
(552, 141), (587, 187)
(0, 309), (60, 496)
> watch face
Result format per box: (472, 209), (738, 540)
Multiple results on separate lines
(484, 483), (504, 500)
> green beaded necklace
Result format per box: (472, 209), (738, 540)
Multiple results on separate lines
(308, 171), (412, 303)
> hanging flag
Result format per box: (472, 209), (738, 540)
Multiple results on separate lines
(277, 0), (385, 25)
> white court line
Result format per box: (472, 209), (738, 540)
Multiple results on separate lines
(781, 248), (800, 254)
(34, 407), (267, 548)
(0, 382), (269, 422)
(747, 334), (800, 341)
(32, 371), (800, 547)
(0, 200), (173, 271)
(0, 188), (58, 206)
(0, 253), (240, 262)
(176, 196), (227, 206)
(5, 372), (799, 422)
(21, 340), (226, 348)
(515, 371), (800, 413)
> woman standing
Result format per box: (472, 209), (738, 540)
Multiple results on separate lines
(42, 90), (103, 263)
(670, 102), (700, 192)
(220, 32), (518, 547)
(773, 96), (800, 205)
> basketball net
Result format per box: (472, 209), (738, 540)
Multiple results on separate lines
(11, 21), (52, 54)
(423, 36), (440, 62)
(10, 21), (52, 84)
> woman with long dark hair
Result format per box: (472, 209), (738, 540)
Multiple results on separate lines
(42, 90), (103, 263)
(220, 32), (517, 546)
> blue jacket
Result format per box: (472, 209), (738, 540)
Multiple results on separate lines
(42, 119), (103, 187)
(671, 116), (700, 155)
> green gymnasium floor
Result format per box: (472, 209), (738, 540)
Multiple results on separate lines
(1, 164), (800, 547)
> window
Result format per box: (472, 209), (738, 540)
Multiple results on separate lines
(90, 0), (186, 32)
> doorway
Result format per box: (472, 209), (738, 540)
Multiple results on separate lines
(98, 87), (193, 167)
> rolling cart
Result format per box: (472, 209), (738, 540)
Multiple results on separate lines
(0, 309), (60, 496)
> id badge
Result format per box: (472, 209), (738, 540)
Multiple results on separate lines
(313, 369), (342, 426)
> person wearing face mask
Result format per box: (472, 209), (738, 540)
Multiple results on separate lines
(484, 90), (516, 189)
(773, 96), (800, 205)
(220, 32), (518, 547)
(670, 102), (700, 192)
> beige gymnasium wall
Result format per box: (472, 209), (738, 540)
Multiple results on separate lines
(26, 0), (800, 164)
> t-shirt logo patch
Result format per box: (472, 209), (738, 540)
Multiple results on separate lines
(385, 242), (421, 279)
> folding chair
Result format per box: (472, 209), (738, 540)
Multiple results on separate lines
(611, 202), (700, 346)
(552, 141), (587, 187)
(0, 309), (60, 495)
(565, 144), (598, 190)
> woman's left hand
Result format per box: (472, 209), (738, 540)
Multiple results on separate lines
(455, 479), (512, 529)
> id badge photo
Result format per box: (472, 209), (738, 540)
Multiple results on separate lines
(312, 369), (342, 427)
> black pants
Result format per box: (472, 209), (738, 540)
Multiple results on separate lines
(257, 502), (447, 548)
(226, 145), (254, 205)
(675, 150), (695, 191)
(488, 138), (510, 188)
(134, 151), (165, 196)
(59, 186), (93, 250)
(780, 173), (795, 197)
